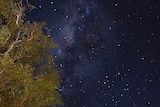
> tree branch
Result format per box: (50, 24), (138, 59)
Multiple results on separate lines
(0, 29), (22, 56)
(18, 91), (29, 106)
(2, 33), (12, 45)
(12, 0), (25, 26)
(0, 23), (38, 56)
(27, 30), (35, 41)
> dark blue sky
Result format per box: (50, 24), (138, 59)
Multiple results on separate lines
(29, 0), (160, 107)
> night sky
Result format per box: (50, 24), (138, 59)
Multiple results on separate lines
(28, 0), (160, 107)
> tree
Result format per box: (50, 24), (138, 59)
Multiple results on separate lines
(0, 0), (63, 106)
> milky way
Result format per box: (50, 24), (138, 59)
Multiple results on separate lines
(29, 0), (160, 107)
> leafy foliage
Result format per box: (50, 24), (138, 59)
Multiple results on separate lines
(0, 0), (63, 106)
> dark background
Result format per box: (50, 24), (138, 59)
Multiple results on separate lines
(28, 0), (160, 107)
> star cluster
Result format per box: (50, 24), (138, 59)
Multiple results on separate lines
(28, 0), (160, 107)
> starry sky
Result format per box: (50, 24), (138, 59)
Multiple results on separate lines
(28, 0), (160, 107)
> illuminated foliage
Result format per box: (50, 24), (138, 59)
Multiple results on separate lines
(0, 0), (63, 106)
